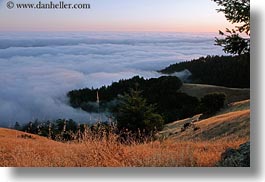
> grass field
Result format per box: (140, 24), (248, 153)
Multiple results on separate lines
(0, 99), (250, 167)
(180, 84), (250, 104)
(158, 100), (250, 141)
(0, 123), (248, 167)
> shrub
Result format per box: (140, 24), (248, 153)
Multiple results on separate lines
(200, 93), (226, 115)
(115, 89), (164, 139)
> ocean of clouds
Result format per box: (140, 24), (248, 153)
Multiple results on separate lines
(0, 32), (225, 126)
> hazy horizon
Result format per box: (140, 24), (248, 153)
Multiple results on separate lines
(0, 0), (233, 32)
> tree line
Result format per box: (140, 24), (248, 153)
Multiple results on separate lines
(68, 76), (226, 124)
(68, 76), (197, 123)
(14, 90), (226, 142)
(160, 54), (250, 88)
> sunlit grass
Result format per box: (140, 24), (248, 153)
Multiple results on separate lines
(0, 128), (248, 167)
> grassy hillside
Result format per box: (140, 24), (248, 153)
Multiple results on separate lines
(0, 99), (250, 167)
(0, 126), (247, 167)
(158, 100), (250, 141)
(180, 83), (250, 104)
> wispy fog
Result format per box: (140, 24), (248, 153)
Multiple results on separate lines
(0, 32), (225, 126)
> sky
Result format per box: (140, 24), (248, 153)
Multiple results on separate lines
(0, 0), (233, 32)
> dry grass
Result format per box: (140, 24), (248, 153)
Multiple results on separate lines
(180, 83), (250, 104)
(217, 100), (250, 115)
(0, 99), (250, 167)
(159, 98), (250, 142)
(159, 110), (249, 142)
(0, 127), (248, 167)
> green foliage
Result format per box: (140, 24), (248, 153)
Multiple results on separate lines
(55, 119), (78, 133)
(160, 54), (250, 88)
(199, 93), (226, 115)
(116, 89), (164, 136)
(20, 119), (78, 141)
(68, 76), (198, 123)
(213, 0), (250, 55)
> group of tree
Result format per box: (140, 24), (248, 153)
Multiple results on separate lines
(14, 90), (226, 142)
(160, 54), (250, 88)
(68, 76), (201, 123)
(67, 75), (227, 137)
(14, 119), (79, 141)
(115, 89), (226, 140)
(14, 119), (116, 141)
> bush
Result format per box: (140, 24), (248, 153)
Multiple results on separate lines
(200, 93), (226, 115)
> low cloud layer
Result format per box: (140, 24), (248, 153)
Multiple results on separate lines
(0, 32), (225, 126)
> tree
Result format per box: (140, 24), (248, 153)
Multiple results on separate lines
(115, 89), (164, 137)
(14, 122), (21, 130)
(200, 93), (226, 115)
(213, 0), (250, 55)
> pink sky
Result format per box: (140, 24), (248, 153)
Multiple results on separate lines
(0, 0), (233, 32)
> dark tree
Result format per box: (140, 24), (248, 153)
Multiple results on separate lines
(116, 89), (164, 137)
(68, 76), (190, 123)
(213, 0), (250, 55)
(14, 122), (21, 130)
(160, 54), (250, 88)
(200, 93), (226, 115)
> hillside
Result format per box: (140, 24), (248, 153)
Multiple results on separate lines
(180, 83), (250, 104)
(0, 128), (67, 167)
(158, 100), (250, 141)
(0, 122), (248, 167)
(0, 99), (250, 167)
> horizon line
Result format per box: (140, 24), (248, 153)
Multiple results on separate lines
(0, 30), (219, 34)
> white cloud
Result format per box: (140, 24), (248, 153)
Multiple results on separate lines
(0, 32), (225, 126)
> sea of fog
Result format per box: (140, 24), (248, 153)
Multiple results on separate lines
(0, 32), (225, 126)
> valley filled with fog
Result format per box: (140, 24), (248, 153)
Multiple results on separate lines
(0, 32), (225, 126)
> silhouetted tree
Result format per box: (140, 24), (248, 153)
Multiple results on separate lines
(116, 89), (164, 137)
(14, 122), (21, 130)
(213, 0), (250, 55)
(160, 54), (250, 88)
(200, 93), (226, 115)
(68, 76), (193, 123)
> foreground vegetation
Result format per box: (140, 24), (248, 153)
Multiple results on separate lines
(1, 99), (250, 167)
(0, 127), (248, 167)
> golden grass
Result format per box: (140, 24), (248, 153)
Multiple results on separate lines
(180, 83), (250, 104)
(164, 110), (250, 141)
(0, 99), (250, 167)
(218, 100), (250, 115)
(159, 97), (250, 141)
(0, 128), (248, 167)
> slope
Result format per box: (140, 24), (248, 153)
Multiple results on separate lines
(180, 83), (250, 104)
(158, 100), (250, 141)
